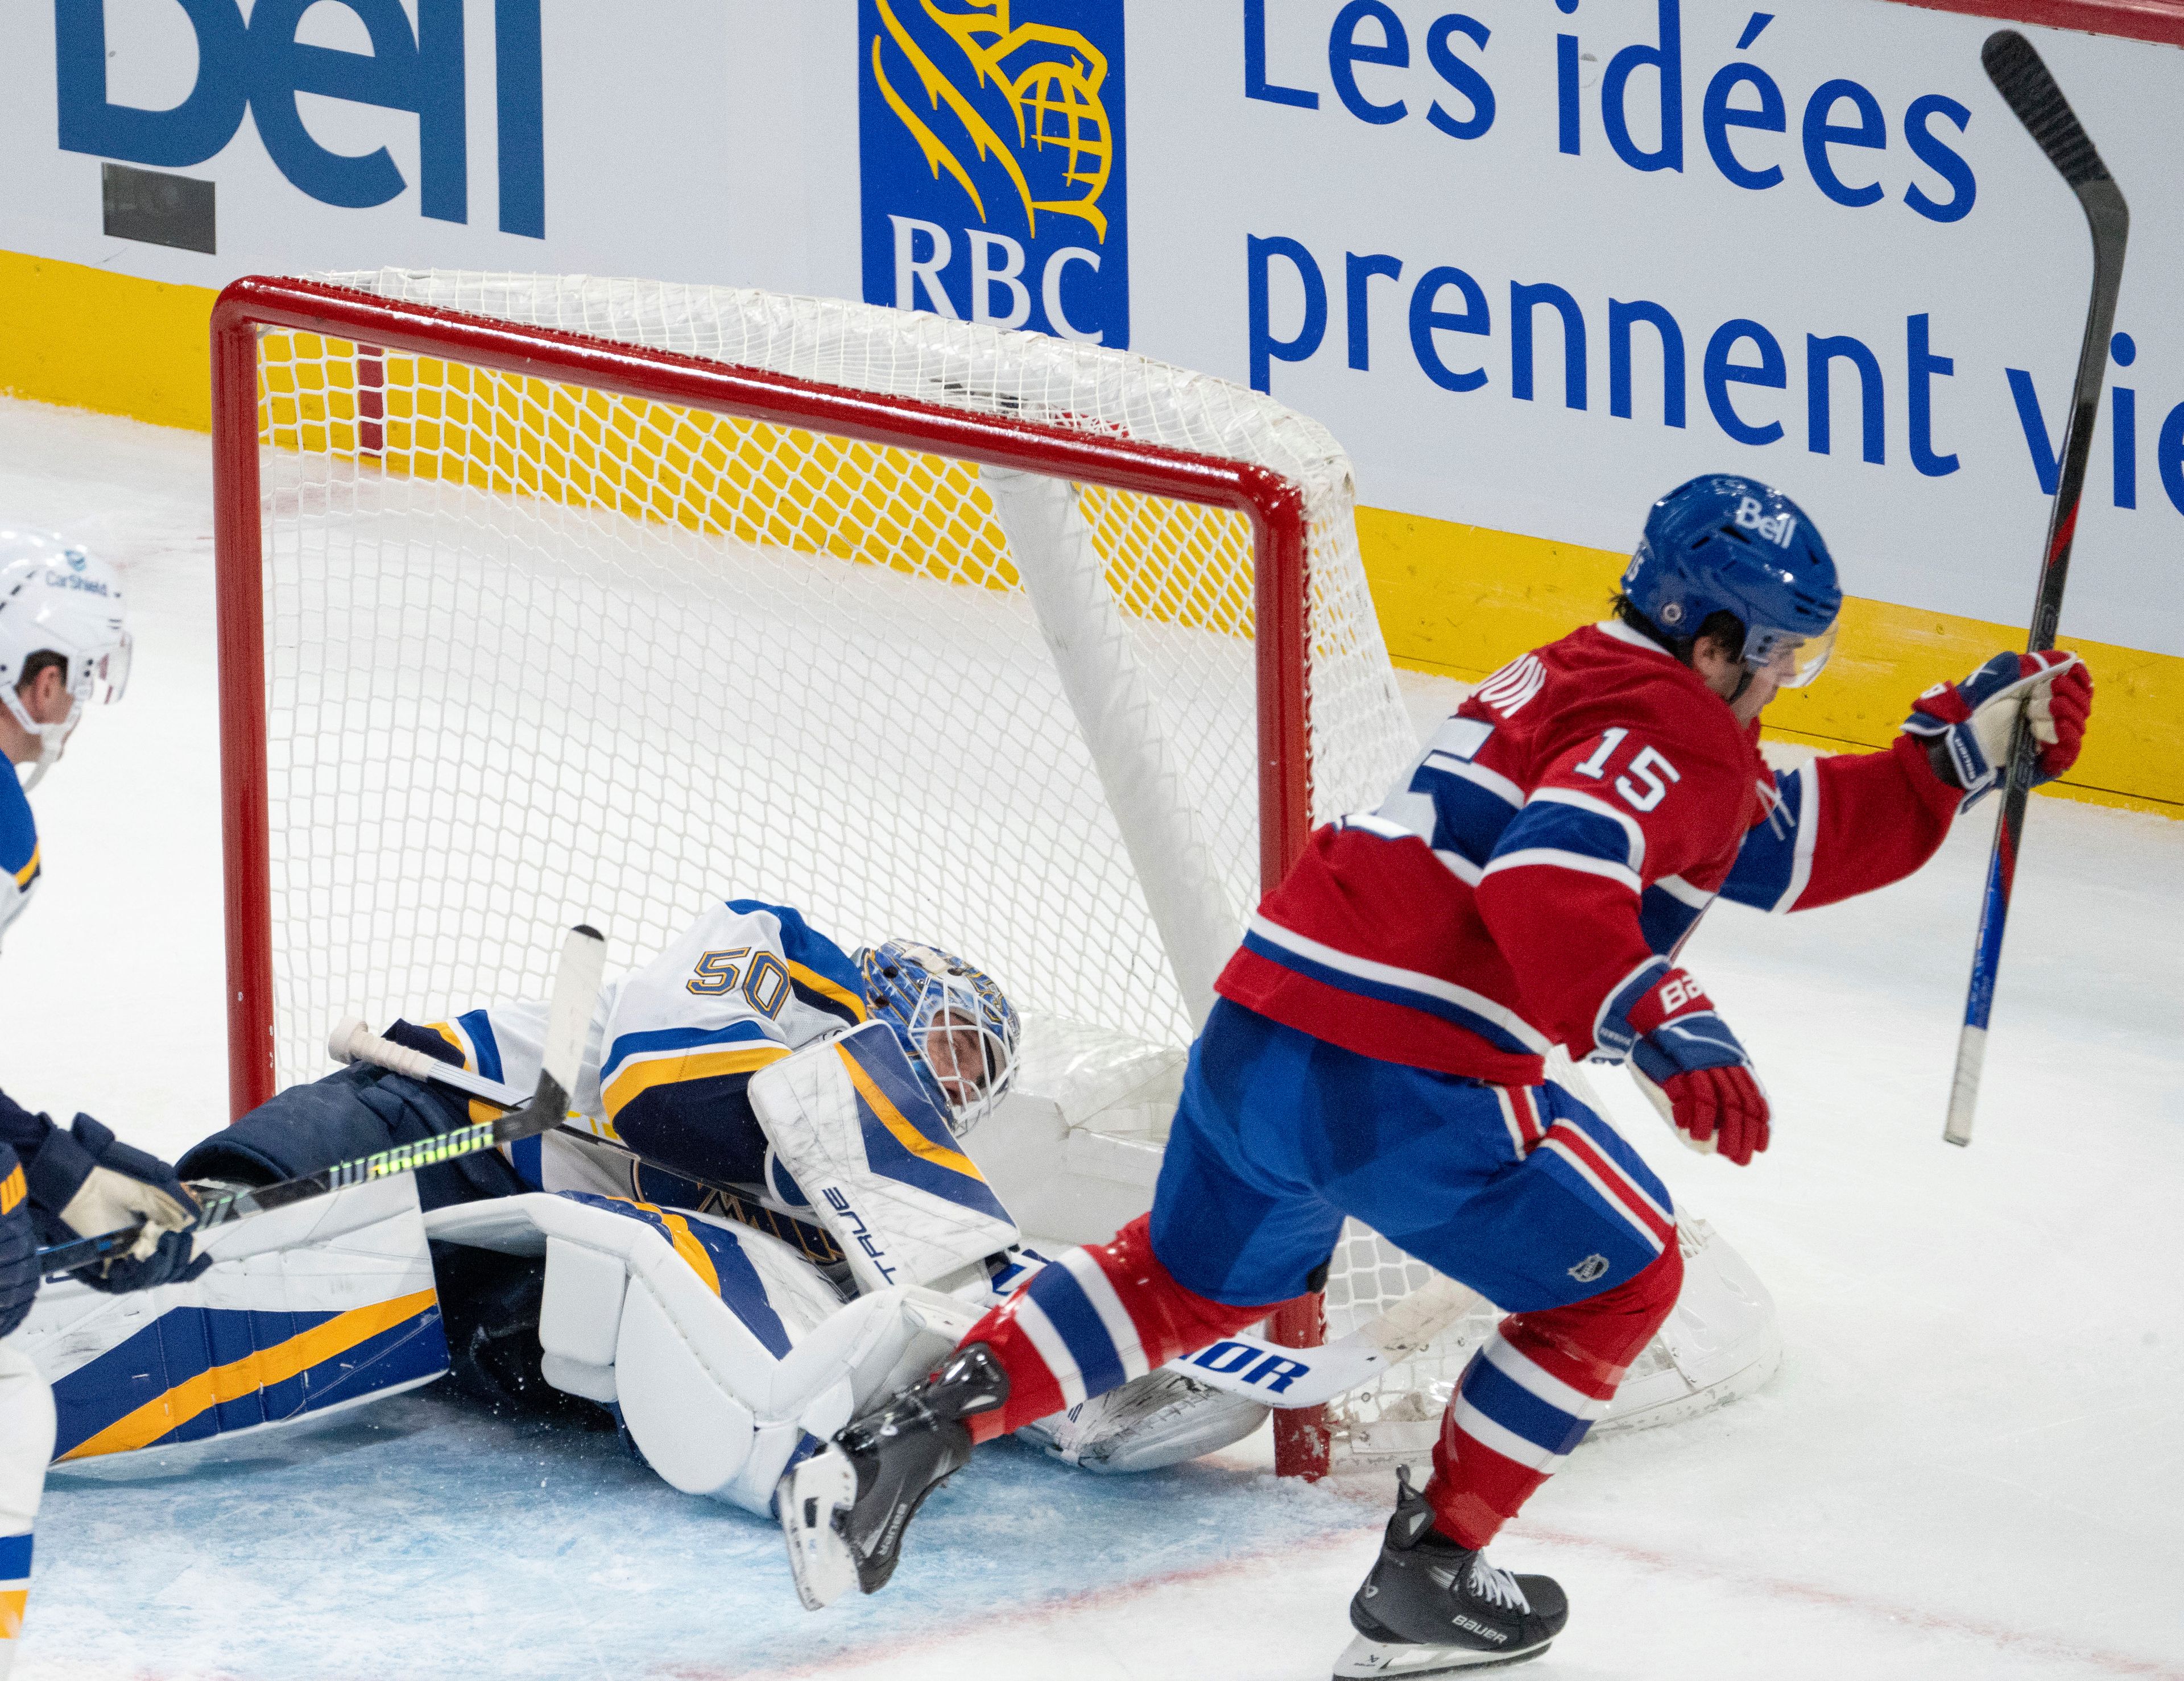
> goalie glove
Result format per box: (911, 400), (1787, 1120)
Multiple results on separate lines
(1598, 964), (1770, 1166)
(1902, 649), (2092, 811)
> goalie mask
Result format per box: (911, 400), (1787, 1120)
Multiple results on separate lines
(858, 941), (1019, 1135)
(0, 530), (131, 790)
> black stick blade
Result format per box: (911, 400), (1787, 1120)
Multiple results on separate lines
(1983, 30), (2109, 188)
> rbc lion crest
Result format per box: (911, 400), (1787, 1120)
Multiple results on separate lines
(859, 0), (1130, 348)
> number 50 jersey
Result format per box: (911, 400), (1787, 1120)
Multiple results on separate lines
(1217, 619), (1966, 1087)
(417, 899), (869, 1199)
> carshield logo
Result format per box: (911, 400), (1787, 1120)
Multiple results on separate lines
(859, 0), (1128, 347)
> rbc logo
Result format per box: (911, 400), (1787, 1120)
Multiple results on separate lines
(859, 0), (1129, 347)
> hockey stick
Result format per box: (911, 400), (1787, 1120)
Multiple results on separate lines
(37, 925), (607, 1278)
(1946, 31), (2129, 1147)
(1167, 1273), (1484, 1410)
(327, 1015), (849, 1266)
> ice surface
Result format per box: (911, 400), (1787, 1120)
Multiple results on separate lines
(1, 400), (2179, 1680)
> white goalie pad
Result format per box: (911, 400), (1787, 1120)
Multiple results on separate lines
(750, 1021), (1020, 1295)
(427, 1193), (979, 1516)
(20, 1177), (445, 1463)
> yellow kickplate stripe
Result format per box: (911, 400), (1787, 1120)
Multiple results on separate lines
(837, 1044), (984, 1181)
(0, 1587), (24, 1639)
(60, 1287), (440, 1461)
(0, 1165), (22, 1215)
(1355, 504), (2184, 815)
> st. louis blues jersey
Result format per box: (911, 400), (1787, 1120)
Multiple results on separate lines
(1218, 620), (1965, 1085)
(404, 899), (867, 1207)
(0, 766), (40, 951)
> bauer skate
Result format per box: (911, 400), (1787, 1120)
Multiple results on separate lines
(778, 1342), (1008, 1609)
(1333, 1468), (1568, 1676)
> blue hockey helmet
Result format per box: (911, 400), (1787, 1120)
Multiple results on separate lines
(1621, 475), (1843, 688)
(858, 940), (1020, 1136)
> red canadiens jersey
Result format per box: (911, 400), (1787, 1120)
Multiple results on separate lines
(1217, 620), (1965, 1085)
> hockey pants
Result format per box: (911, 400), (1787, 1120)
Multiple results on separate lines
(0, 1336), (53, 1676)
(959, 1001), (1685, 1549)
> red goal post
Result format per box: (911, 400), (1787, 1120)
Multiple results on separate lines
(207, 273), (1343, 1475)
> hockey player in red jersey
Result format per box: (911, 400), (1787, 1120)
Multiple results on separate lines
(778, 475), (2095, 1672)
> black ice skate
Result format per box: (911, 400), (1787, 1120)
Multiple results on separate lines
(778, 1342), (1009, 1609)
(1334, 1467), (1569, 1676)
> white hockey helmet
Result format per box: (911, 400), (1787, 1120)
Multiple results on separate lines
(0, 528), (131, 788)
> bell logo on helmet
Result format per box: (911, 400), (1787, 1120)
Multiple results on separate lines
(65, 550), (86, 573)
(1734, 496), (1798, 549)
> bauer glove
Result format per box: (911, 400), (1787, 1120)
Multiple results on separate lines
(1599, 964), (1771, 1165)
(1902, 650), (2092, 812)
(32, 1114), (206, 1293)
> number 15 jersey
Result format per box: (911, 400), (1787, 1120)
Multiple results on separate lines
(1217, 619), (1965, 1086)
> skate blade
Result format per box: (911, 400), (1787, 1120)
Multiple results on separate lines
(777, 1445), (859, 1612)
(1333, 1630), (1555, 1677)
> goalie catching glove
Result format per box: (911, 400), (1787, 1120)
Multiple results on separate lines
(1902, 649), (2091, 811)
(1598, 962), (1769, 1165)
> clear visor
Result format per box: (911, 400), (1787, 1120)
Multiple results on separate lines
(87, 632), (131, 705)
(911, 979), (1016, 1136)
(1743, 620), (1836, 689)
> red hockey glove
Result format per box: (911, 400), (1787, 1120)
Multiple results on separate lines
(1599, 963), (1771, 1165)
(1902, 651), (2092, 810)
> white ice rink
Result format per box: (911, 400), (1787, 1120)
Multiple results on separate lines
(1, 399), (2179, 1680)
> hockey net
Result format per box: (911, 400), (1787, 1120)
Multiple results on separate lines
(212, 272), (1771, 1483)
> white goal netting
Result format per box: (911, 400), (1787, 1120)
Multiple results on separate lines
(245, 270), (1617, 1465)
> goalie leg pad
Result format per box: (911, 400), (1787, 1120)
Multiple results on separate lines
(427, 1193), (975, 1517)
(19, 1177), (446, 1463)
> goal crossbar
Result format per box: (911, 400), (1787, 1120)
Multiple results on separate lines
(210, 274), (1313, 1111)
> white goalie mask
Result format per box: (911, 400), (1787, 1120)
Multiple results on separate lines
(0, 531), (131, 790)
(857, 940), (1020, 1136)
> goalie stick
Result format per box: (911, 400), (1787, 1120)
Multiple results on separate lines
(324, 1014), (846, 1265)
(1947, 31), (2129, 1148)
(37, 925), (607, 1278)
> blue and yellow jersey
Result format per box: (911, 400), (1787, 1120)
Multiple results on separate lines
(0, 766), (39, 949)
(415, 900), (867, 1203)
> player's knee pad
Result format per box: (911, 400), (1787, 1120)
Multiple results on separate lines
(1511, 1227), (1685, 1386)
(20, 1177), (445, 1464)
(428, 1192), (978, 1517)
